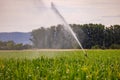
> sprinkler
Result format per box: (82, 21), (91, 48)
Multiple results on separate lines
(51, 2), (88, 57)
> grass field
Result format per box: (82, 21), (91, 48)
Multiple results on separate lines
(0, 50), (120, 80)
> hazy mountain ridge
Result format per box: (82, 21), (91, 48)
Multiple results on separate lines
(0, 32), (31, 44)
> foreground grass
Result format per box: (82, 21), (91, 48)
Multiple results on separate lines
(0, 50), (120, 80)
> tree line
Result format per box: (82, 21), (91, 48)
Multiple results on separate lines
(0, 24), (119, 50)
(71, 24), (120, 49)
(31, 25), (78, 49)
(31, 24), (120, 49)
(0, 41), (32, 50)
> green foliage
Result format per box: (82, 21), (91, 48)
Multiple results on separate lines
(31, 25), (78, 49)
(105, 25), (120, 48)
(31, 24), (120, 49)
(109, 44), (120, 49)
(62, 24), (105, 49)
(0, 50), (120, 80)
(0, 41), (32, 50)
(91, 45), (100, 49)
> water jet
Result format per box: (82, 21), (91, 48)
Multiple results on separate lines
(51, 2), (87, 56)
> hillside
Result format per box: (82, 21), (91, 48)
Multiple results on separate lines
(0, 32), (31, 44)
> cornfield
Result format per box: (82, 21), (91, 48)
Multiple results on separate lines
(0, 50), (120, 80)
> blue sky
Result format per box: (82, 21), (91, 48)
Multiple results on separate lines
(0, 0), (120, 32)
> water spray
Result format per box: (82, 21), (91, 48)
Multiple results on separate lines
(51, 2), (87, 57)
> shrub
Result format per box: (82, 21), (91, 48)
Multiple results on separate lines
(91, 45), (100, 49)
(109, 44), (120, 49)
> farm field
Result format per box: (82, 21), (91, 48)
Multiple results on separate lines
(0, 50), (120, 80)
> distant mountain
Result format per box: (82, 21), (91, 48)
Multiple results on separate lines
(0, 32), (31, 44)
